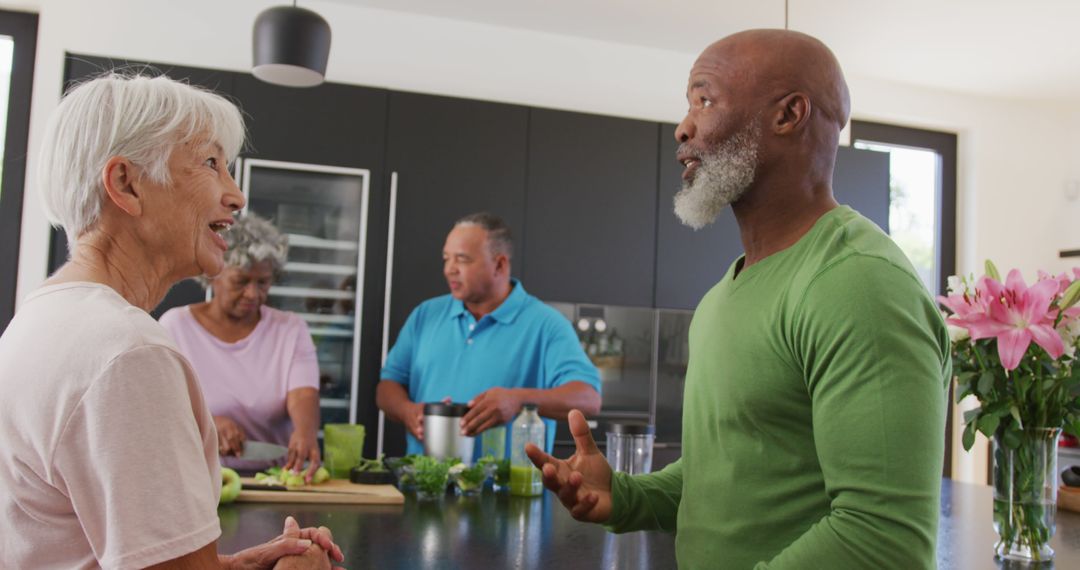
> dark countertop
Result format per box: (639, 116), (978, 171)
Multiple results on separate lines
(217, 479), (1080, 569)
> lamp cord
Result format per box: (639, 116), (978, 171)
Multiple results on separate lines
(785, 0), (789, 30)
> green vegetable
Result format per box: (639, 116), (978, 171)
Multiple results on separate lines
(411, 455), (450, 496)
(455, 463), (487, 490)
(354, 454), (389, 473)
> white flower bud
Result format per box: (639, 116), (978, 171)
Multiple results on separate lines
(948, 324), (970, 343)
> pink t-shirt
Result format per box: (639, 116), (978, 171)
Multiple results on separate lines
(159, 305), (319, 469)
(0, 283), (221, 569)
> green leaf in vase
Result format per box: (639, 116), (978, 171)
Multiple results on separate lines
(977, 414), (1000, 437)
(977, 371), (996, 397)
(963, 422), (977, 451)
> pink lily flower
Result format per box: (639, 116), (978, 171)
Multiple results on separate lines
(964, 270), (1064, 370)
(938, 284), (990, 327)
(1037, 270), (1071, 297)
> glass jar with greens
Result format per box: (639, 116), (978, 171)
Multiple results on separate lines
(410, 455), (450, 501)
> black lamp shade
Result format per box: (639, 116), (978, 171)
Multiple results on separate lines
(252, 5), (331, 87)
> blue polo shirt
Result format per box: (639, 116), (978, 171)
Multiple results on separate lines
(381, 279), (600, 458)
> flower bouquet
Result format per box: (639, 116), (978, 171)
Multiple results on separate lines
(940, 261), (1080, 562)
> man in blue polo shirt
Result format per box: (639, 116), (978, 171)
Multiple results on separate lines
(376, 212), (602, 458)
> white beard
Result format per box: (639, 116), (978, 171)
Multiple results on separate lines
(673, 121), (760, 230)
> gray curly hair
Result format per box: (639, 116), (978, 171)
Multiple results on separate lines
(197, 212), (288, 288)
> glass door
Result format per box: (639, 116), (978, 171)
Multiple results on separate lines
(238, 158), (370, 426)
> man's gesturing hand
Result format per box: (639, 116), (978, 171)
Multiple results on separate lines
(524, 409), (612, 523)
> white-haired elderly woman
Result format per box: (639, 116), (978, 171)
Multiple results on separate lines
(0, 74), (343, 570)
(160, 212), (322, 479)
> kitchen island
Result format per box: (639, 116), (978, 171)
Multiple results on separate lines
(218, 480), (1080, 569)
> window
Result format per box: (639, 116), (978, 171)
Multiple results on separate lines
(0, 10), (38, 333)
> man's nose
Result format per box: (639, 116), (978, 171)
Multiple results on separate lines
(675, 115), (694, 143)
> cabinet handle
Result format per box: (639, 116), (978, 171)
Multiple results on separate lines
(376, 171), (399, 457)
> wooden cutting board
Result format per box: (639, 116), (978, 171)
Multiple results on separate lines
(236, 477), (404, 505)
(1060, 485), (1080, 513)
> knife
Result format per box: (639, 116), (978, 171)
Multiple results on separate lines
(240, 482), (380, 495)
(237, 441), (289, 461)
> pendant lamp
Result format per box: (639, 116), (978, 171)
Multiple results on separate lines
(252, 2), (331, 88)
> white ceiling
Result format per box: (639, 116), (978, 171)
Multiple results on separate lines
(329, 0), (1080, 104)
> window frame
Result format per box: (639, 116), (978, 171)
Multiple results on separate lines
(0, 10), (39, 333)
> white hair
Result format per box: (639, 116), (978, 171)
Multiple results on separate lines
(197, 212), (289, 288)
(36, 72), (246, 243)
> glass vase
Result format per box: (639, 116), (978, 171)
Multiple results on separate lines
(992, 427), (1061, 563)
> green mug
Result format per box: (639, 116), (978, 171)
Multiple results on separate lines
(323, 423), (366, 479)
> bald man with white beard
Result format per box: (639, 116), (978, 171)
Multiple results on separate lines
(527, 30), (950, 569)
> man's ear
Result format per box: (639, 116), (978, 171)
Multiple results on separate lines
(494, 253), (510, 276)
(772, 92), (812, 135)
(101, 156), (144, 217)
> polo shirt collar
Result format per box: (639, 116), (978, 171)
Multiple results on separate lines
(450, 278), (528, 324)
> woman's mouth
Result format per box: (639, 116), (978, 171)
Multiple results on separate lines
(208, 221), (232, 251)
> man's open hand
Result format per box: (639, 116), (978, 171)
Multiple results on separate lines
(524, 409), (612, 523)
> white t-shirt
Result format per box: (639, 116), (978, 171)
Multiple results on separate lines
(0, 282), (221, 569)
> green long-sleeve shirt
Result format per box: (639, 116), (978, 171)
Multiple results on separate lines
(608, 206), (950, 569)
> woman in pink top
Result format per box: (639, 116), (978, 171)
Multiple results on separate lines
(161, 213), (323, 481)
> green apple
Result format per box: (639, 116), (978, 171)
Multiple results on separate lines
(313, 466), (330, 484)
(220, 467), (242, 504)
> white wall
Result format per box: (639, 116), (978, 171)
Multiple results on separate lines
(7, 0), (1080, 484)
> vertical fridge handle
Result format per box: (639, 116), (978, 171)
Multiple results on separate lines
(376, 171), (399, 457)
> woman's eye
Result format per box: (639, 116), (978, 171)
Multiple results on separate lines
(205, 157), (218, 169)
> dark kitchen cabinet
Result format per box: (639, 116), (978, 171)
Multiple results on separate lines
(833, 145), (891, 232)
(380, 92), (530, 456)
(231, 75), (388, 171)
(523, 109), (659, 306)
(64, 55), (236, 95)
(653, 125), (892, 310)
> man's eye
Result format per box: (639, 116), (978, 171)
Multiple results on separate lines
(701, 97), (712, 108)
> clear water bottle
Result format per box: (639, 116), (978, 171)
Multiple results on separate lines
(510, 403), (545, 497)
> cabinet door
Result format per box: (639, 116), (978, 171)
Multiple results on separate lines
(833, 146), (891, 232)
(654, 124), (744, 311)
(232, 75), (387, 171)
(523, 109), (659, 307)
(64, 54), (236, 94)
(384, 92), (529, 340)
(382, 92), (529, 456)
(55, 55), (239, 318)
